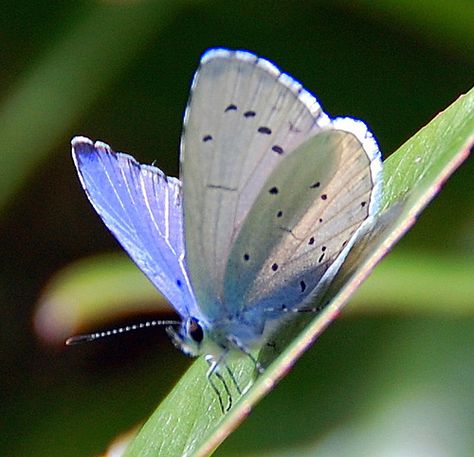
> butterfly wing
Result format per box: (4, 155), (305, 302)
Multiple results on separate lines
(224, 118), (382, 313)
(181, 49), (331, 314)
(72, 137), (196, 318)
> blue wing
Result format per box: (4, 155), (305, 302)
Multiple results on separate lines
(71, 136), (196, 318)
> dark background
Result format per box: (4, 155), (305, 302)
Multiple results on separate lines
(0, 1), (472, 456)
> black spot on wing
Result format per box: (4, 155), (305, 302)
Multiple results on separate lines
(225, 104), (237, 112)
(271, 263), (279, 271)
(244, 110), (256, 118)
(310, 181), (320, 188)
(321, 194), (327, 200)
(243, 253), (250, 261)
(258, 126), (272, 135)
(202, 134), (213, 142)
(300, 280), (306, 292)
(269, 186), (279, 194)
(272, 145), (284, 154)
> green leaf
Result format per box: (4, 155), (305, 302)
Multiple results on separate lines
(123, 89), (473, 457)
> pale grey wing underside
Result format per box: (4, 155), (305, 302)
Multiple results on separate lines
(72, 137), (196, 318)
(181, 49), (331, 312)
(224, 124), (382, 313)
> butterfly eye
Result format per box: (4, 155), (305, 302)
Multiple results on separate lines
(187, 318), (204, 343)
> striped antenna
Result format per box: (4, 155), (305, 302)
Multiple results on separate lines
(65, 319), (181, 345)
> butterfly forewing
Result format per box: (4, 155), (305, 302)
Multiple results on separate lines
(224, 126), (380, 312)
(72, 137), (196, 318)
(181, 49), (330, 314)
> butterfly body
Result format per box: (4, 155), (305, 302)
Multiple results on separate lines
(71, 48), (382, 388)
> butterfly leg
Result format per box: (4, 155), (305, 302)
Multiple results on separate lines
(228, 336), (265, 374)
(206, 354), (232, 413)
(214, 370), (233, 412)
(224, 362), (242, 395)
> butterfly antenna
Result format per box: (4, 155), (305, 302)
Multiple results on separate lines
(65, 319), (181, 345)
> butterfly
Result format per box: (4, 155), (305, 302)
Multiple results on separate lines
(69, 48), (382, 411)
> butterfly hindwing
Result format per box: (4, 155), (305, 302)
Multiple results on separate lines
(72, 137), (196, 318)
(224, 120), (382, 313)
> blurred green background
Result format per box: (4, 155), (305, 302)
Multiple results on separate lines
(0, 1), (472, 456)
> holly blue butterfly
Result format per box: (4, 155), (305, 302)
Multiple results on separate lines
(69, 48), (382, 410)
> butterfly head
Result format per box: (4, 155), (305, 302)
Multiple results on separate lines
(167, 317), (208, 357)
